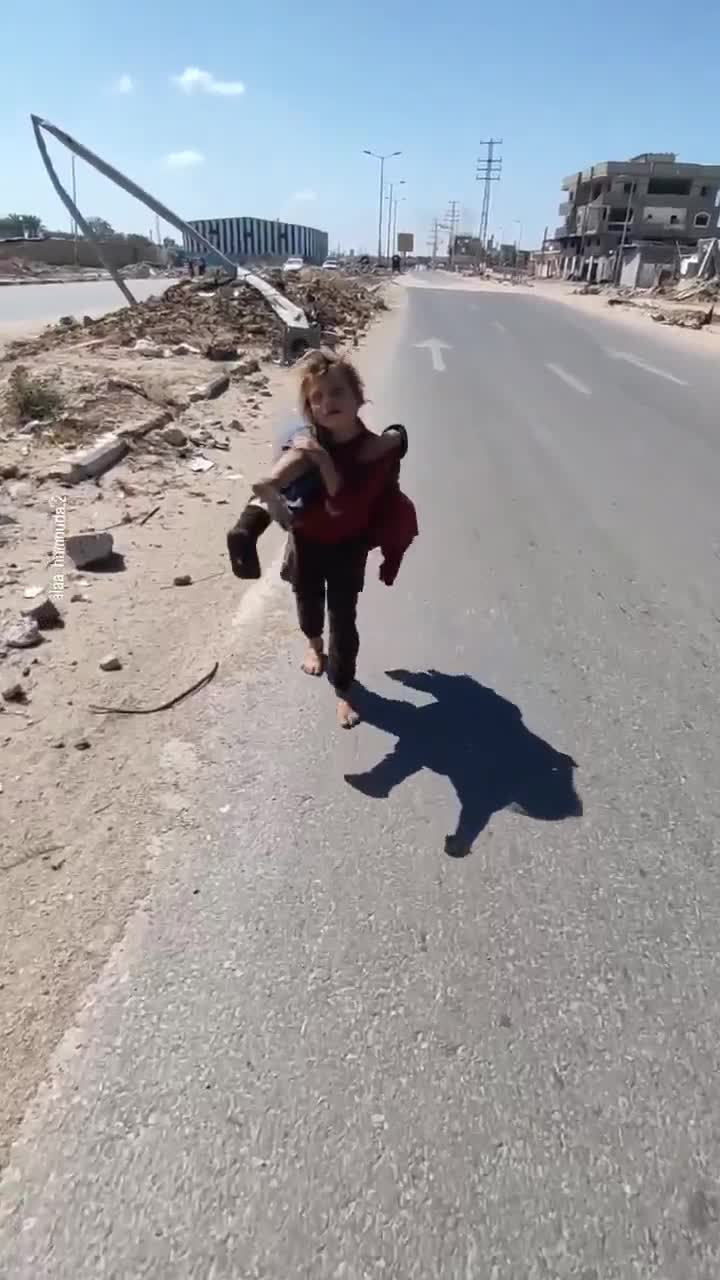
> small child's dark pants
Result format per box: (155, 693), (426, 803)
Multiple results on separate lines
(291, 534), (369, 694)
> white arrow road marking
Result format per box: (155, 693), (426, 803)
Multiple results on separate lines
(606, 349), (689, 386)
(414, 338), (451, 372)
(545, 363), (591, 396)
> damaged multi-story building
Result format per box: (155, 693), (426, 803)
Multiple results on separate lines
(552, 153), (720, 282)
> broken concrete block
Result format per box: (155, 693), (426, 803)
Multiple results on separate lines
(21, 596), (64, 630)
(2, 617), (41, 649)
(99, 654), (122, 671)
(188, 372), (230, 403)
(67, 433), (129, 484)
(173, 574), (192, 587)
(172, 342), (201, 357)
(118, 409), (173, 441)
(161, 424), (188, 447)
(231, 357), (260, 377)
(134, 338), (167, 358)
(65, 530), (114, 569)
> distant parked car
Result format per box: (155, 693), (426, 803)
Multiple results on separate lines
(283, 256), (304, 274)
(322, 257), (339, 270)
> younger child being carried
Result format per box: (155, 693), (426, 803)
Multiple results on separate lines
(227, 357), (407, 580)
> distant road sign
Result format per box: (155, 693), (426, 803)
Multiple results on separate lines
(397, 232), (414, 253)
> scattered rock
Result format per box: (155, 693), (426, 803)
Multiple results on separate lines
(119, 408), (174, 442)
(65, 530), (114, 569)
(228, 419), (246, 432)
(161, 424), (188, 448)
(74, 737), (91, 751)
(134, 338), (169, 358)
(0, 463), (20, 481)
(70, 592), (91, 603)
(172, 342), (201, 356)
(188, 456), (214, 473)
(205, 338), (239, 361)
(99, 654), (122, 672)
(232, 356), (261, 377)
(189, 372), (230, 403)
(173, 573), (193, 587)
(7, 481), (33, 504)
(0, 512), (18, 528)
(2, 682), (26, 704)
(2, 617), (41, 649)
(22, 585), (44, 600)
(21, 596), (63, 630)
(58, 315), (79, 328)
(49, 737), (65, 748)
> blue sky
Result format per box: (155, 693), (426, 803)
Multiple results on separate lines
(4, 0), (719, 252)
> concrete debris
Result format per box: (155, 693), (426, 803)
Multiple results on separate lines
(65, 530), (114, 569)
(99, 654), (122, 671)
(172, 342), (201, 357)
(2, 616), (41, 649)
(2, 681), (27, 704)
(205, 338), (239, 361)
(227, 419), (245, 432)
(21, 596), (63, 629)
(133, 338), (171, 358)
(161, 424), (188, 447)
(0, 512), (18, 528)
(189, 372), (230, 403)
(75, 736), (91, 750)
(188, 456), (214, 473)
(232, 356), (260, 377)
(651, 305), (714, 330)
(23, 585), (44, 600)
(6, 272), (387, 365)
(53, 432), (129, 485)
(173, 574), (192, 587)
(0, 463), (20, 480)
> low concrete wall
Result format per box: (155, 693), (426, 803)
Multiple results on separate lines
(0, 238), (163, 269)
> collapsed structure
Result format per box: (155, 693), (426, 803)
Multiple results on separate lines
(548, 153), (720, 285)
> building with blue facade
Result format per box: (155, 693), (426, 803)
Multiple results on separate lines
(183, 216), (328, 266)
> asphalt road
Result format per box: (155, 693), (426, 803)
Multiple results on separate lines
(0, 278), (178, 341)
(3, 283), (720, 1278)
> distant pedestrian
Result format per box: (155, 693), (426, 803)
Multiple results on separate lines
(187, 260), (195, 278)
(197, 257), (206, 277)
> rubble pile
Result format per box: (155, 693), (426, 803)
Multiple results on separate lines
(4, 271), (387, 363)
(282, 271), (387, 342)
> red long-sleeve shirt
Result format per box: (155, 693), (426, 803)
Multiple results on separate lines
(294, 428), (418, 584)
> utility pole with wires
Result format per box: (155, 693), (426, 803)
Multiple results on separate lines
(445, 200), (460, 269)
(428, 217), (443, 266)
(476, 138), (503, 253)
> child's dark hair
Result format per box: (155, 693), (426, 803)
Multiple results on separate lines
(297, 349), (365, 426)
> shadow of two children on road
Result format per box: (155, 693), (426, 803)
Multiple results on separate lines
(345, 670), (583, 857)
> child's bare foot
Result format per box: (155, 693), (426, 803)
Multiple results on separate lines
(301, 641), (324, 677)
(336, 697), (360, 729)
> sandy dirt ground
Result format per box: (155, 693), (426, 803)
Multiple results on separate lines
(0, 283), (401, 1170)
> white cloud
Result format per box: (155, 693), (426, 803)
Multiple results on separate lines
(112, 73), (135, 95)
(291, 189), (317, 202)
(171, 67), (245, 97)
(165, 150), (205, 169)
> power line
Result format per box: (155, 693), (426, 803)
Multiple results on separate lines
(444, 200), (460, 268)
(476, 138), (503, 252)
(427, 217), (443, 265)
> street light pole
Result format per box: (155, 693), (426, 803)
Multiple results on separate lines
(513, 219), (523, 269)
(71, 155), (78, 265)
(364, 149), (401, 263)
(386, 183), (394, 259)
